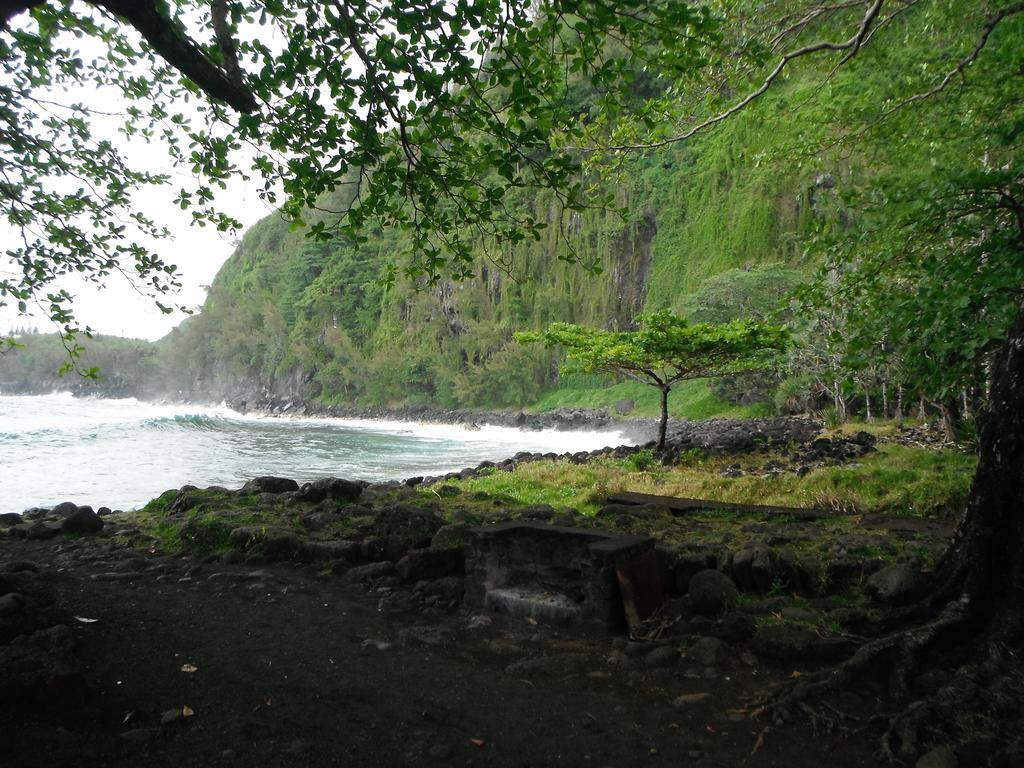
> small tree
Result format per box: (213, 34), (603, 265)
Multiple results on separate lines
(516, 311), (788, 451)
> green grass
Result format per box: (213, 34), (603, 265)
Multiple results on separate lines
(432, 443), (972, 567)
(440, 443), (976, 519)
(529, 378), (770, 420)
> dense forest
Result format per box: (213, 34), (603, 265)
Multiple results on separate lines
(1, 0), (1016, 443)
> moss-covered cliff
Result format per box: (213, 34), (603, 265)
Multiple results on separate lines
(151, 80), (852, 416)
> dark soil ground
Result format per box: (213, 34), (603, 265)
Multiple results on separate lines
(1, 532), (888, 768)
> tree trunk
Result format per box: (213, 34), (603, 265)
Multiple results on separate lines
(766, 306), (1024, 762)
(894, 385), (903, 422)
(952, 302), (1024, 613)
(865, 391), (872, 421)
(657, 385), (670, 452)
(938, 398), (960, 443)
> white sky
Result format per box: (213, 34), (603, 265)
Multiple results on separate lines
(0, 178), (273, 342)
(0, 12), (283, 342)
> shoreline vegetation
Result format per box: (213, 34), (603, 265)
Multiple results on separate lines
(1, 391), (973, 520)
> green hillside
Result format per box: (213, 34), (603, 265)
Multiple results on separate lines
(152, 82), (851, 416)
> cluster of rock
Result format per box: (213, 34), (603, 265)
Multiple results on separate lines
(98, 475), (941, 660)
(359, 418), (829, 488)
(226, 399), (831, 463)
(0, 502), (112, 707)
(718, 430), (878, 478)
(659, 417), (823, 458)
(0, 560), (78, 709)
(2, 502), (109, 541)
(132, 478), (470, 612)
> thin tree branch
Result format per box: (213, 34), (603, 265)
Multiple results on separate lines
(875, 2), (1024, 119)
(596, 0), (886, 151)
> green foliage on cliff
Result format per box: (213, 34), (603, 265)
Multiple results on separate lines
(150, 90), (828, 409)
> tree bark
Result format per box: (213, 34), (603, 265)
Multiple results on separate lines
(952, 301), (1024, 613)
(91, 0), (257, 113)
(938, 398), (960, 443)
(657, 385), (670, 452)
(2, 3), (257, 110)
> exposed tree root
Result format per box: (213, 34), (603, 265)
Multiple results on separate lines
(753, 592), (1024, 764)
(756, 595), (971, 715)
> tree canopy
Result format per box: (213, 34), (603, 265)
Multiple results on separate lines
(516, 311), (788, 448)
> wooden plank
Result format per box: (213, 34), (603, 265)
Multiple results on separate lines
(606, 491), (838, 520)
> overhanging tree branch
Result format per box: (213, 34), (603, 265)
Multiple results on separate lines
(597, 0), (887, 151)
(874, 2), (1024, 119)
(92, 0), (258, 113)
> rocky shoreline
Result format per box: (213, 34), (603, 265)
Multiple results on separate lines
(1, 411), (980, 768)
(0, 453), (961, 767)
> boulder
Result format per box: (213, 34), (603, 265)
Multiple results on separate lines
(688, 636), (727, 667)
(228, 526), (263, 550)
(167, 491), (201, 515)
(866, 564), (928, 606)
(434, 524), (477, 552)
(296, 477), (364, 504)
(731, 547), (774, 593)
(374, 504), (446, 550)
(344, 561), (395, 582)
(688, 570), (738, 616)
(49, 501), (79, 518)
(672, 692), (712, 708)
(671, 550), (718, 593)
(301, 511), (338, 531)
(261, 530), (301, 562)
(424, 576), (465, 603)
(644, 645), (680, 669)
(514, 504), (557, 521)
(24, 521), (62, 541)
(0, 513), (22, 526)
(61, 507), (104, 535)
(240, 476), (299, 494)
(716, 612), (756, 643)
(0, 592), (27, 618)
(396, 548), (464, 582)
(300, 539), (361, 562)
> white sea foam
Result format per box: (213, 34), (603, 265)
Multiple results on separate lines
(0, 394), (630, 515)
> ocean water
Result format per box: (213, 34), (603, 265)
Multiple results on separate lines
(0, 393), (626, 515)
